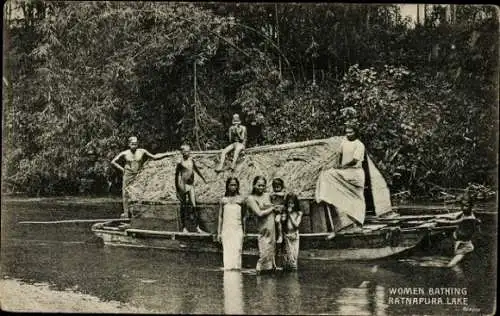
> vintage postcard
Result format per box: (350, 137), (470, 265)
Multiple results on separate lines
(1, 2), (497, 315)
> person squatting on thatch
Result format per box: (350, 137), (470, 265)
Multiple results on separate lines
(215, 114), (247, 172)
(282, 193), (303, 271)
(246, 176), (279, 274)
(111, 136), (170, 218)
(436, 189), (481, 267)
(315, 125), (366, 227)
(175, 144), (207, 233)
(270, 178), (286, 244)
(217, 177), (246, 270)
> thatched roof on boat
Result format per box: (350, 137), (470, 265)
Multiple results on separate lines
(127, 137), (392, 216)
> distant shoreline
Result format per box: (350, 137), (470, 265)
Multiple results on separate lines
(1, 195), (122, 204)
(0, 278), (153, 313)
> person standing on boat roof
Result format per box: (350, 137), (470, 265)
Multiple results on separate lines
(111, 136), (170, 218)
(217, 177), (245, 270)
(215, 114), (247, 173)
(315, 124), (366, 231)
(175, 144), (207, 233)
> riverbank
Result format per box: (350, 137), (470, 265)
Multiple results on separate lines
(1, 195), (122, 204)
(0, 278), (153, 313)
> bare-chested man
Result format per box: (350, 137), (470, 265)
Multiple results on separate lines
(215, 114), (247, 172)
(111, 136), (170, 218)
(175, 144), (207, 233)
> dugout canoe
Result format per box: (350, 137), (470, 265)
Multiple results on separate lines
(91, 137), (462, 260)
(91, 203), (461, 261)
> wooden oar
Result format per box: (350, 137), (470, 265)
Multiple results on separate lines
(325, 204), (335, 232)
(18, 218), (126, 225)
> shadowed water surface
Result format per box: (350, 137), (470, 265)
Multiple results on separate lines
(1, 198), (496, 315)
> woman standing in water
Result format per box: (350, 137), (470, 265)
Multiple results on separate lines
(246, 176), (278, 273)
(217, 177), (245, 270)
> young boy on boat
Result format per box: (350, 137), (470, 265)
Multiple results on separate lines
(175, 144), (207, 233)
(270, 178), (286, 244)
(215, 114), (247, 172)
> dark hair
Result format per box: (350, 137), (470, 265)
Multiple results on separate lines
(251, 176), (267, 195)
(345, 125), (358, 135)
(284, 193), (300, 213)
(224, 177), (240, 196)
(460, 189), (474, 215)
(272, 178), (284, 189)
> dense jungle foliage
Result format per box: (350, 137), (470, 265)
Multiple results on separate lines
(2, 2), (498, 199)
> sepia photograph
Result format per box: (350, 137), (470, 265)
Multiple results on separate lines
(1, 2), (498, 315)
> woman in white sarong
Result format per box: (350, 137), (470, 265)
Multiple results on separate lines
(218, 177), (245, 270)
(315, 126), (366, 225)
(246, 176), (278, 273)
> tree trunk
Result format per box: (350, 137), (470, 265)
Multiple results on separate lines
(445, 5), (451, 24)
(417, 4), (420, 25)
(193, 61), (201, 151)
(275, 3), (282, 79)
(451, 4), (456, 24)
(366, 6), (371, 30)
(424, 4), (428, 26)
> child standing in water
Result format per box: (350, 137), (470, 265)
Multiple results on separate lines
(283, 193), (303, 270)
(436, 189), (480, 267)
(270, 178), (286, 244)
(448, 194), (480, 267)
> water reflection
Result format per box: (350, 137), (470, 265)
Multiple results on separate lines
(280, 271), (302, 314)
(335, 283), (388, 316)
(223, 271), (244, 314)
(255, 275), (278, 314)
(1, 199), (496, 315)
(247, 271), (304, 315)
(374, 285), (388, 316)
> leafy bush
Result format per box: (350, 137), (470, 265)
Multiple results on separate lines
(3, 3), (497, 198)
(340, 64), (496, 196)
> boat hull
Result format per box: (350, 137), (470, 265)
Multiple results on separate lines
(91, 220), (432, 261)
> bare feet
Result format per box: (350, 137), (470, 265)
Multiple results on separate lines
(182, 228), (189, 233)
(196, 226), (207, 234)
(118, 223), (130, 230)
(276, 236), (283, 244)
(326, 232), (336, 240)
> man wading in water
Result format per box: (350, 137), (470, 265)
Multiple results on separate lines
(175, 144), (207, 233)
(111, 136), (170, 218)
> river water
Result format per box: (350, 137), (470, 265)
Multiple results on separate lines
(1, 198), (497, 315)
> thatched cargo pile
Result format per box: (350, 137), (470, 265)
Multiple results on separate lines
(127, 137), (392, 233)
(128, 138), (344, 204)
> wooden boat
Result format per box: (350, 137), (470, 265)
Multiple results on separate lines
(91, 208), (461, 261)
(92, 137), (462, 261)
